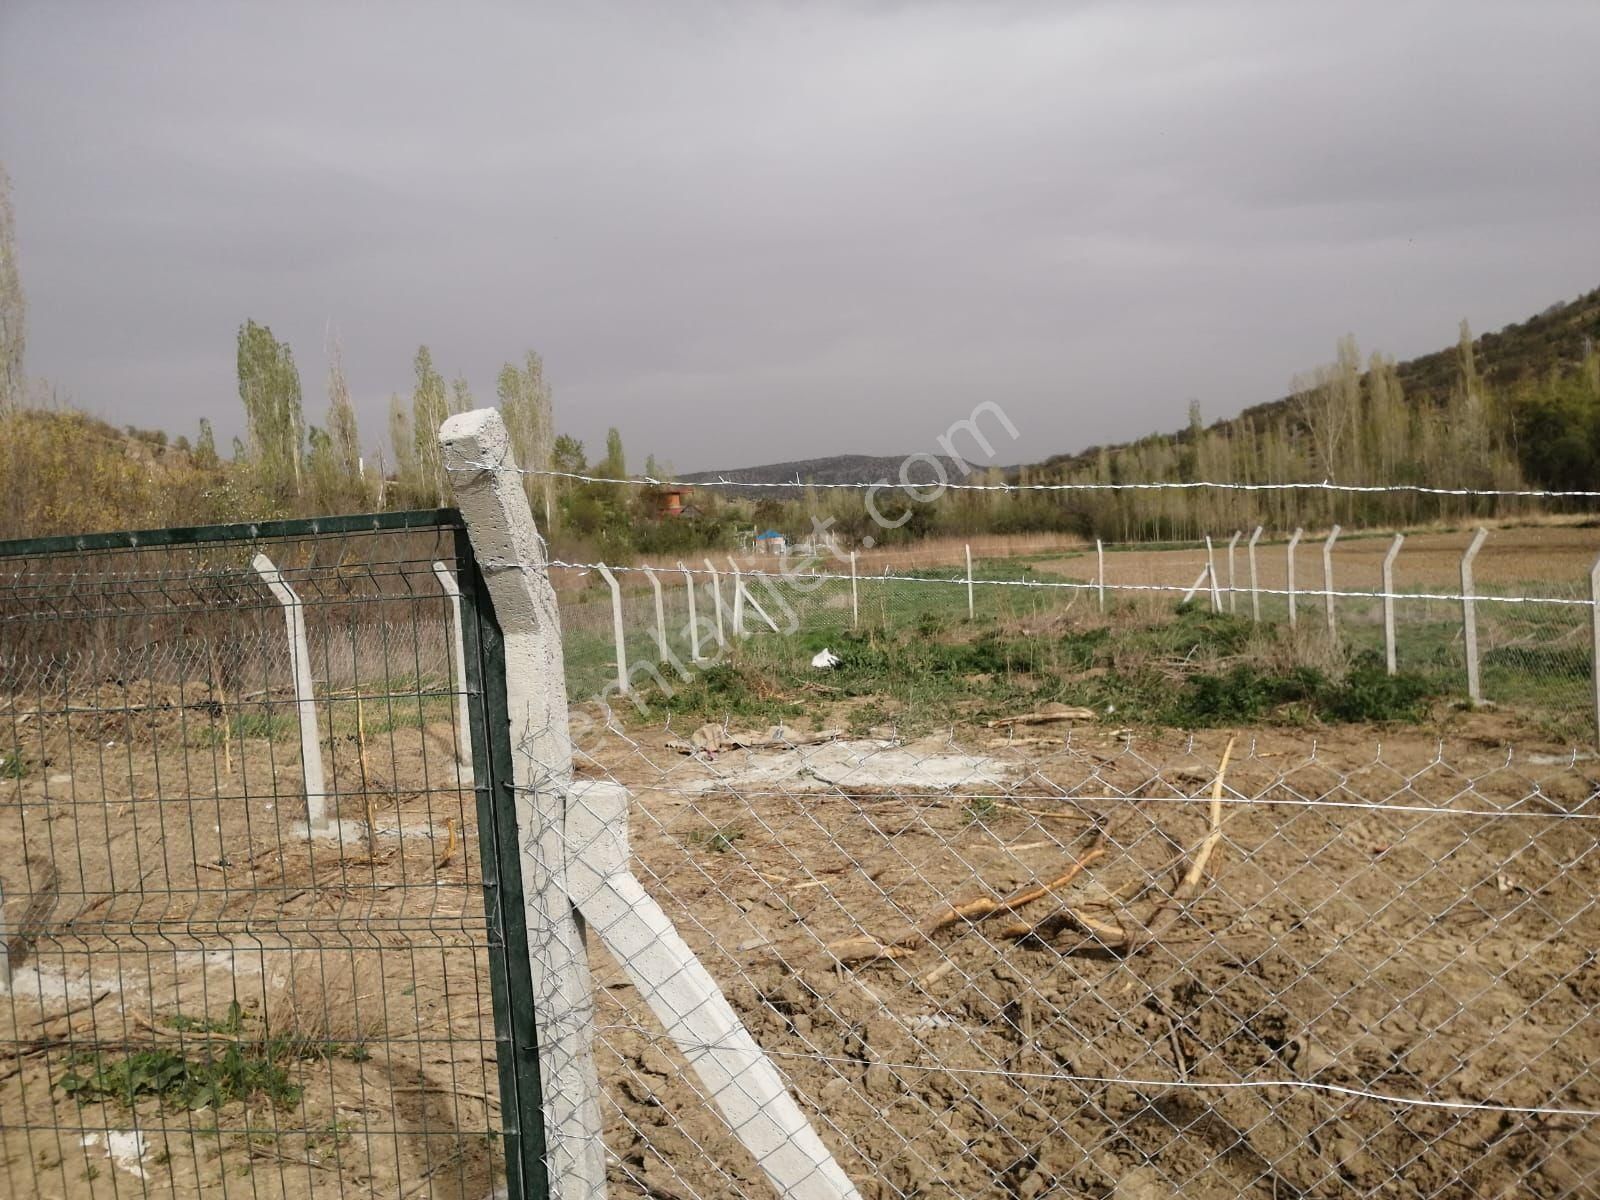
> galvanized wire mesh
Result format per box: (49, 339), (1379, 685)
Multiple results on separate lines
(0, 516), (507, 1199)
(565, 718), (1600, 1198)
(528, 521), (1600, 1198)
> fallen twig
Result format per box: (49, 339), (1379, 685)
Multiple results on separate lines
(435, 816), (458, 870)
(1006, 736), (1236, 953)
(826, 849), (1105, 965)
(985, 704), (1097, 729)
(917, 849), (1107, 937)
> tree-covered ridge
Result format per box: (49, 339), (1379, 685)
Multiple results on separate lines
(1029, 291), (1600, 538)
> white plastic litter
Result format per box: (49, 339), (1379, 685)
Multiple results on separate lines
(811, 648), (842, 670)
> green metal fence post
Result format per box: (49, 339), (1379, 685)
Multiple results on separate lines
(456, 524), (552, 1200)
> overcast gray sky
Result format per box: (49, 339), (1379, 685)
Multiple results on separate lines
(2, 1), (1597, 473)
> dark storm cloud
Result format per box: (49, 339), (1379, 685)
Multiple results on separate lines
(2, 1), (1597, 471)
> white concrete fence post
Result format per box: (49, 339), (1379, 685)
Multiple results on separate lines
(1286, 528), (1303, 628)
(1205, 535), (1221, 612)
(1590, 552), (1600, 751)
(596, 563), (629, 697)
(965, 543), (975, 620)
(643, 567), (668, 664)
(1322, 524), (1342, 639)
(431, 561), (474, 784)
(438, 408), (607, 1199)
(1182, 567), (1212, 606)
(1096, 538), (1105, 614)
(679, 562), (704, 663)
(1382, 533), (1404, 676)
(728, 557), (746, 638)
(1226, 530), (1241, 614)
(252, 553), (328, 835)
(1461, 527), (1489, 705)
(850, 550), (859, 629)
(1247, 526), (1262, 622)
(703, 558), (726, 648)
(734, 562), (783, 634)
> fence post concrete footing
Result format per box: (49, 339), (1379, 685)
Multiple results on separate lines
(1462, 527), (1489, 705)
(440, 408), (607, 1200)
(252, 553), (333, 839)
(432, 561), (475, 785)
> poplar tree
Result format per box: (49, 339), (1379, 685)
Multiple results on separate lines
(236, 320), (305, 503)
(411, 346), (449, 504)
(388, 396), (419, 502)
(497, 351), (556, 528)
(0, 163), (24, 411)
(326, 343), (363, 484)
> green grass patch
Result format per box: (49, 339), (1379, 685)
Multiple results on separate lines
(1167, 658), (1435, 727)
(57, 1041), (302, 1112)
(629, 603), (1445, 734)
(0, 752), (27, 779)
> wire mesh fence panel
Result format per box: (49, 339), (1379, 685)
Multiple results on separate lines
(0, 513), (525, 1200)
(568, 721), (1600, 1199)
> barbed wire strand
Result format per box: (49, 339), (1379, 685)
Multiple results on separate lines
(447, 460), (1600, 501)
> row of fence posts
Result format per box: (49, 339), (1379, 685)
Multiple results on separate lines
(236, 555), (473, 840)
(588, 530), (1600, 747)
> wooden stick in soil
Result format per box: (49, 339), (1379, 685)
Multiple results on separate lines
(916, 848), (1107, 936)
(207, 641), (232, 776)
(827, 849), (1105, 964)
(1006, 736), (1236, 952)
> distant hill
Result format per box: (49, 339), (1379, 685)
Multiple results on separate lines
(680, 453), (972, 493)
(685, 287), (1600, 490)
(1035, 286), (1600, 477)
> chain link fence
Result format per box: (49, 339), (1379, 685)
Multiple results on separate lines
(565, 719), (1600, 1198)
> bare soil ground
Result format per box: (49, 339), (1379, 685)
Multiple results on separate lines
(5, 691), (1600, 1198)
(583, 709), (1600, 1199)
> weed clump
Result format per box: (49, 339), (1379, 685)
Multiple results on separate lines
(1167, 658), (1435, 726)
(58, 1043), (301, 1111)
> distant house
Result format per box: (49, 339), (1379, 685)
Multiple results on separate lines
(656, 487), (690, 518)
(753, 529), (787, 555)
